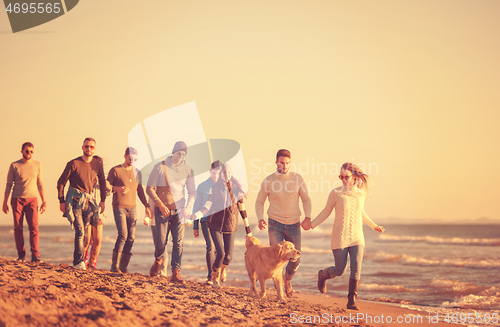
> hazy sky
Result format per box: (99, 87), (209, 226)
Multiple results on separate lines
(1, 0), (499, 225)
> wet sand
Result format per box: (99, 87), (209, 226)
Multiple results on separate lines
(0, 257), (458, 326)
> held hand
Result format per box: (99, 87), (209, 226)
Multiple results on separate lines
(181, 207), (191, 220)
(190, 213), (197, 220)
(258, 219), (267, 230)
(158, 202), (170, 218)
(143, 217), (150, 227)
(114, 186), (129, 194)
(60, 203), (67, 214)
(374, 226), (385, 233)
(2, 203), (9, 214)
(301, 217), (312, 230)
(105, 180), (112, 193)
(99, 202), (105, 214)
(40, 202), (47, 214)
(193, 229), (199, 238)
(145, 207), (152, 218)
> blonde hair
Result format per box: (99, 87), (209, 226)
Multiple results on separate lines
(341, 162), (370, 192)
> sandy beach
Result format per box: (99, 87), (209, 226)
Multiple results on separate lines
(0, 257), (461, 327)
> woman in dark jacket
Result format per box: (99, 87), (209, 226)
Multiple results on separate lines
(191, 162), (250, 287)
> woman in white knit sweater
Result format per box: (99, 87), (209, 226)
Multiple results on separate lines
(301, 162), (384, 310)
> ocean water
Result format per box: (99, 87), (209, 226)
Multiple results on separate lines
(1, 222), (499, 322)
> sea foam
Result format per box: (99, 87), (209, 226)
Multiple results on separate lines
(378, 234), (500, 246)
(370, 252), (500, 268)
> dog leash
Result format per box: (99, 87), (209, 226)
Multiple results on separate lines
(225, 180), (252, 237)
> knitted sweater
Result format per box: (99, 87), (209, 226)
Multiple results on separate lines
(311, 186), (377, 250)
(255, 171), (312, 225)
(5, 159), (43, 198)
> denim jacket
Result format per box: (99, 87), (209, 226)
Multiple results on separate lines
(193, 177), (215, 230)
(63, 185), (100, 229)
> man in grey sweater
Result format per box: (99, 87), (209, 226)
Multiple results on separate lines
(3, 142), (46, 262)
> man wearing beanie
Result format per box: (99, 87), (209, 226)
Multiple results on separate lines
(146, 141), (196, 283)
(255, 149), (312, 297)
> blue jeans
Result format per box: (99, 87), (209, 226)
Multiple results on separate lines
(327, 245), (364, 280)
(113, 208), (137, 254)
(268, 218), (301, 277)
(72, 202), (93, 266)
(151, 207), (184, 271)
(200, 221), (215, 279)
(210, 229), (235, 269)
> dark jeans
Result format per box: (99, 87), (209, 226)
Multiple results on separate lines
(113, 208), (137, 254)
(72, 202), (93, 266)
(151, 207), (184, 271)
(200, 221), (215, 278)
(268, 218), (301, 277)
(210, 229), (235, 269)
(11, 197), (39, 260)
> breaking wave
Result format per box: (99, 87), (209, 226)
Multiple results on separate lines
(370, 252), (500, 268)
(378, 234), (500, 246)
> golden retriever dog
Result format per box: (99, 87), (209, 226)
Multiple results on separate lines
(245, 236), (301, 301)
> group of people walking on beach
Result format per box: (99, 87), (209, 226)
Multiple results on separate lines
(3, 138), (384, 310)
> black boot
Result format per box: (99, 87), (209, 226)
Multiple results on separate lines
(119, 252), (132, 273)
(149, 257), (163, 277)
(347, 278), (360, 310)
(317, 269), (331, 293)
(111, 250), (122, 272)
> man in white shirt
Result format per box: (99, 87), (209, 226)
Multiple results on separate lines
(146, 141), (196, 283)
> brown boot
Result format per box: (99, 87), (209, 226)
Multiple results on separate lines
(170, 268), (186, 284)
(317, 269), (331, 294)
(87, 249), (98, 269)
(119, 252), (132, 273)
(210, 267), (221, 288)
(111, 250), (121, 272)
(220, 264), (228, 282)
(347, 278), (360, 310)
(149, 257), (163, 277)
(284, 272), (293, 297)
